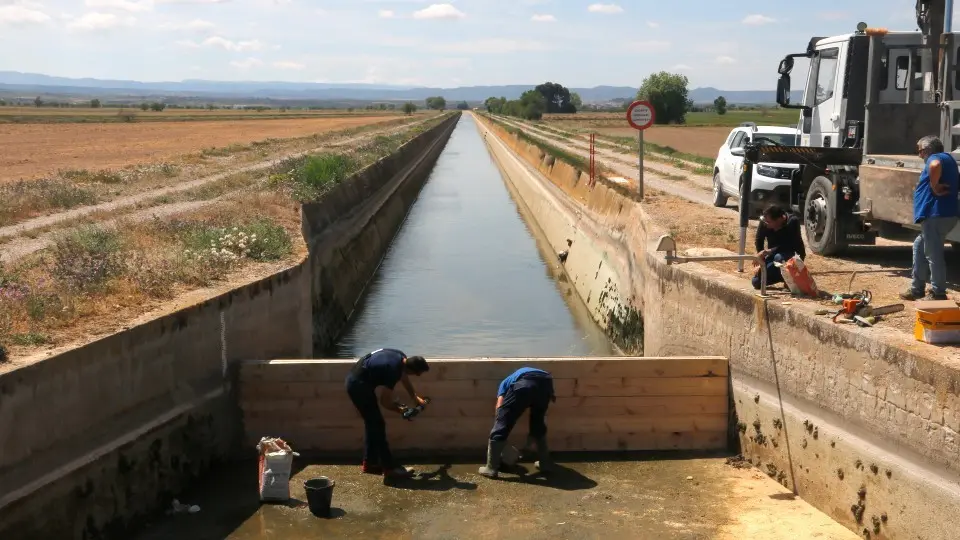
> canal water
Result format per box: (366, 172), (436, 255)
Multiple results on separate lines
(331, 113), (612, 358)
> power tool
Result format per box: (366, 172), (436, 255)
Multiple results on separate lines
(402, 397), (432, 421)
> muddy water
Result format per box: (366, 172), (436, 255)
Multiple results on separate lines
(331, 113), (612, 358)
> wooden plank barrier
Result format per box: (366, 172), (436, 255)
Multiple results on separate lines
(238, 357), (729, 453)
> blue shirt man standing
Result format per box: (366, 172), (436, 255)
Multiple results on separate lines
(479, 367), (556, 479)
(901, 136), (960, 301)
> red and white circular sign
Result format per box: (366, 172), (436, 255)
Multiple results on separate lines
(626, 100), (655, 131)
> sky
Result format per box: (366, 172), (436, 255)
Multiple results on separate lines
(0, 0), (946, 89)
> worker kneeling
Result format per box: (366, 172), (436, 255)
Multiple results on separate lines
(344, 348), (429, 479)
(479, 367), (556, 479)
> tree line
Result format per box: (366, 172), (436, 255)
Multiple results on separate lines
(483, 82), (583, 120)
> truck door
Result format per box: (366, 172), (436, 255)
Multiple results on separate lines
(809, 46), (841, 148)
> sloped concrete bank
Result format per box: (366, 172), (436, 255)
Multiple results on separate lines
(0, 112), (460, 540)
(475, 113), (960, 539)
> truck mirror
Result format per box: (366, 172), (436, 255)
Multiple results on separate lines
(778, 57), (794, 75)
(777, 75), (792, 107)
(730, 147), (745, 157)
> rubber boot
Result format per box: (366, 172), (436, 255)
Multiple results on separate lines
(533, 437), (554, 473)
(478, 440), (506, 479)
(517, 435), (537, 462)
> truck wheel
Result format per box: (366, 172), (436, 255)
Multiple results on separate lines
(804, 176), (846, 256)
(712, 172), (728, 207)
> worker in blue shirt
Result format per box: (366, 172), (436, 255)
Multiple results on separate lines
(344, 348), (429, 478)
(901, 136), (959, 301)
(479, 367), (555, 479)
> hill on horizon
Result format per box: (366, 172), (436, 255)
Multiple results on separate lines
(0, 71), (800, 105)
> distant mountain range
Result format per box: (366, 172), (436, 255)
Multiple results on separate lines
(0, 71), (800, 104)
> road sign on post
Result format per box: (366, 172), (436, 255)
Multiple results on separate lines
(626, 100), (655, 200)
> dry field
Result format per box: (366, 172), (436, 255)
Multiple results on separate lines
(591, 126), (730, 159)
(1, 114), (411, 182)
(0, 106), (407, 122)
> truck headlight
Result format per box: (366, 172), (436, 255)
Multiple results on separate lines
(756, 165), (779, 177)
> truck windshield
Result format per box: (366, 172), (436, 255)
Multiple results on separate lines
(754, 133), (799, 146)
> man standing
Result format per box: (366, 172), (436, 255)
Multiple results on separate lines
(753, 205), (806, 290)
(344, 348), (429, 478)
(900, 136), (959, 301)
(479, 367), (555, 479)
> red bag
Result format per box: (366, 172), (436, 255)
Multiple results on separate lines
(777, 255), (819, 297)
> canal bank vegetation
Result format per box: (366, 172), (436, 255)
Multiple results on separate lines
(0, 113), (454, 360)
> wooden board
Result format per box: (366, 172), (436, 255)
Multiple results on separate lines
(238, 357), (730, 452)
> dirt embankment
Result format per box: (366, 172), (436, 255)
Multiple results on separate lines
(0, 116), (402, 182)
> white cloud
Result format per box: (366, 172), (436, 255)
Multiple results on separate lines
(646, 21), (659, 28)
(0, 4), (51, 25)
(671, 64), (692, 71)
(84, 0), (152, 12)
(67, 12), (135, 30)
(161, 18), (215, 31)
(742, 14), (775, 25)
(716, 55), (737, 64)
(230, 57), (263, 69)
(378, 9), (394, 18)
(531, 14), (555, 22)
(156, 0), (229, 3)
(440, 38), (550, 54)
(622, 40), (671, 53)
(587, 4), (622, 14)
(201, 35), (264, 51)
(273, 60), (305, 69)
(413, 3), (465, 20)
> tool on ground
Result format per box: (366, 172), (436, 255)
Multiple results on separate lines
(402, 397), (432, 421)
(830, 290), (903, 326)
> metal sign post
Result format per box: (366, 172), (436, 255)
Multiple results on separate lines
(626, 100), (655, 200)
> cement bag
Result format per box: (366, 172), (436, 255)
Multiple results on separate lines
(777, 255), (819, 297)
(257, 437), (299, 502)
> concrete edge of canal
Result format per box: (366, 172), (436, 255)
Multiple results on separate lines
(0, 113), (462, 540)
(474, 112), (960, 540)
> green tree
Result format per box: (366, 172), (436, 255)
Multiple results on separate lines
(456, 101), (469, 110)
(484, 96), (507, 113)
(34, 96), (43, 108)
(570, 92), (583, 111)
(90, 98), (102, 108)
(713, 96), (727, 115)
(637, 71), (693, 124)
(140, 102), (150, 111)
(402, 102), (417, 115)
(425, 96), (447, 110)
(535, 82), (576, 113)
(150, 102), (166, 112)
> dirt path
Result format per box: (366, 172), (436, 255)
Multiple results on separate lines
(0, 115), (406, 182)
(0, 119), (427, 262)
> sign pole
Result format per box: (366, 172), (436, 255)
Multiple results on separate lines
(626, 100), (654, 201)
(637, 129), (644, 200)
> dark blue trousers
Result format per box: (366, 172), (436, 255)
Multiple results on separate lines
(345, 376), (394, 468)
(490, 375), (553, 442)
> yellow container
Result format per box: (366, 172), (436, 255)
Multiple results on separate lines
(914, 300), (960, 344)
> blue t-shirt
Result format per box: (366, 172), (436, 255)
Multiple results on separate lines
(914, 152), (960, 223)
(497, 367), (550, 396)
(360, 348), (405, 389)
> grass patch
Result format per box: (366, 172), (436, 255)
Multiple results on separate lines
(60, 169), (125, 184)
(50, 225), (126, 292)
(0, 179), (99, 227)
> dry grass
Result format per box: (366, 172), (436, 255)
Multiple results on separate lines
(0, 114), (452, 358)
(0, 106), (430, 124)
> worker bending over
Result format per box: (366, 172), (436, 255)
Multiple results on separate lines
(479, 367), (555, 479)
(753, 205), (806, 290)
(344, 348), (429, 478)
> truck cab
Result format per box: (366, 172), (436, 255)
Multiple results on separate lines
(775, 26), (960, 255)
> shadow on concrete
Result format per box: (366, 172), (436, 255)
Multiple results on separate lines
(768, 493), (797, 501)
(384, 464), (478, 492)
(497, 463), (598, 491)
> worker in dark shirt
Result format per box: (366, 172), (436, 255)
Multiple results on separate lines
(753, 205), (806, 290)
(344, 348), (429, 478)
(479, 367), (556, 479)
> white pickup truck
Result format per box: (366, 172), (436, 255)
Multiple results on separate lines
(712, 122), (801, 215)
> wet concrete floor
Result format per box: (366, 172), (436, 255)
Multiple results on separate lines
(134, 454), (858, 540)
(331, 113), (612, 358)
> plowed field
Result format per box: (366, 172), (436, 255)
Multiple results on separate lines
(0, 115), (400, 182)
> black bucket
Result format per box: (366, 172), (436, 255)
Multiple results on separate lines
(304, 477), (336, 517)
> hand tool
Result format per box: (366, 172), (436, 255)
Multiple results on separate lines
(402, 397), (432, 421)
